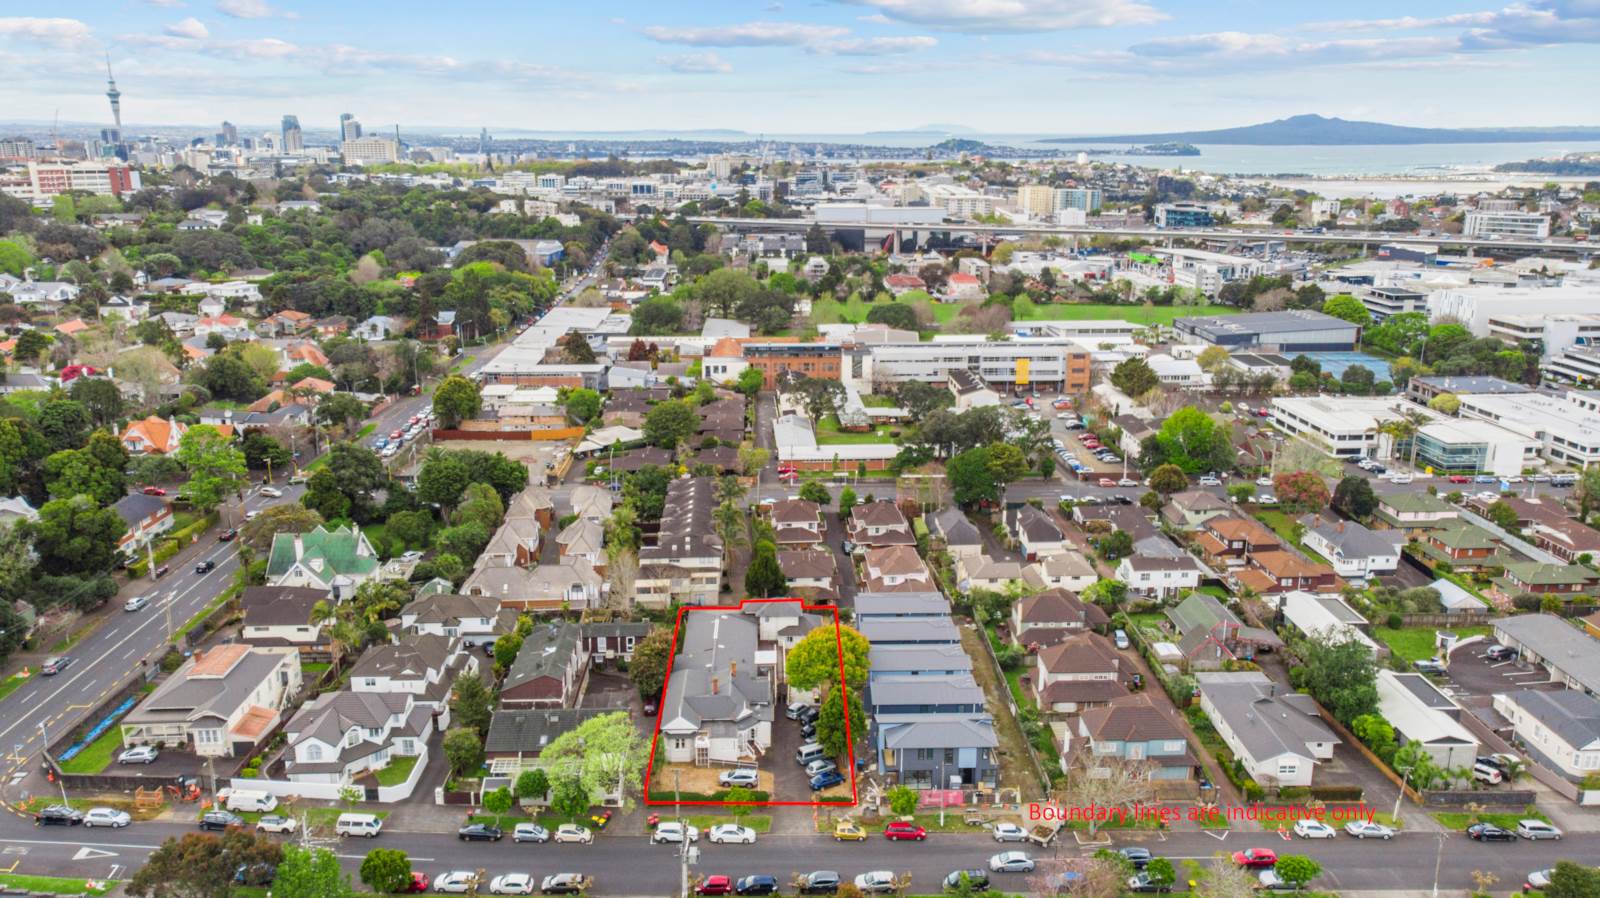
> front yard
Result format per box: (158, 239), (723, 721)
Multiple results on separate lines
(58, 728), (124, 775)
(374, 755), (418, 787)
(1375, 625), (1491, 663)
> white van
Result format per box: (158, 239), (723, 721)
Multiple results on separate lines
(223, 789), (278, 813)
(335, 813), (383, 838)
(795, 742), (827, 766)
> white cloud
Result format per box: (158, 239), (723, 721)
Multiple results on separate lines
(216, 0), (290, 20)
(163, 17), (209, 40)
(821, 35), (936, 55)
(0, 16), (94, 48)
(1303, 12), (1499, 32)
(657, 52), (733, 73)
(836, 0), (1165, 32)
(144, 0), (186, 6)
(643, 21), (847, 46)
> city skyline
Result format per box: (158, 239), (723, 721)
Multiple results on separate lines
(2, 1), (1599, 135)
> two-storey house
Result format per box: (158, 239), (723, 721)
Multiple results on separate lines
(1033, 633), (1129, 715)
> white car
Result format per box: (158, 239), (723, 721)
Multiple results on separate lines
(1294, 819), (1336, 839)
(1255, 476), (1273, 486)
(256, 815), (298, 834)
(1515, 819), (1562, 840)
(718, 768), (759, 788)
(651, 822), (699, 844)
(707, 824), (756, 844)
(400, 550), (425, 563)
(1116, 478), (1138, 487)
(82, 807), (131, 828)
(434, 872), (478, 894)
(991, 822), (1028, 843)
(489, 874), (535, 895)
(1389, 473), (1414, 484)
(988, 852), (1035, 873)
(1527, 869), (1554, 890)
(259, 486), (283, 498)
(1343, 820), (1395, 840)
(853, 872), (896, 894)
(553, 824), (593, 844)
(1198, 476), (1222, 487)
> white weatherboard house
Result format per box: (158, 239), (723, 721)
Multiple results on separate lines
(658, 610), (774, 766)
(1376, 671), (1479, 772)
(1493, 689), (1600, 783)
(1197, 672), (1339, 788)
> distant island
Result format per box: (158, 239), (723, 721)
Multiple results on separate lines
(1042, 113), (1600, 146)
(1495, 152), (1600, 175)
(930, 138), (1198, 157)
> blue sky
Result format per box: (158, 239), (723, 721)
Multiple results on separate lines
(3, 1), (1598, 135)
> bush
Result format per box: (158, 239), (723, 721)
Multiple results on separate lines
(1277, 786), (1310, 801)
(1386, 612), (1403, 630)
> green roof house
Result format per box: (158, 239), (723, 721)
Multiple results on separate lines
(266, 525), (380, 600)
(1494, 562), (1600, 600)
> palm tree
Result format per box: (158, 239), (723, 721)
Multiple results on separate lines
(714, 499), (748, 558)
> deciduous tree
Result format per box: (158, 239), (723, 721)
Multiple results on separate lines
(175, 424), (248, 513)
(359, 848), (412, 895)
(814, 685), (864, 762)
(786, 623), (870, 690)
(274, 845), (353, 898)
(431, 375), (481, 428)
(628, 626), (675, 701)
(540, 711), (650, 808)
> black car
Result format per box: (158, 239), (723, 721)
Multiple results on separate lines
(195, 560), (216, 574)
(1467, 823), (1516, 842)
(1484, 645), (1517, 662)
(800, 721), (818, 740)
(943, 871), (990, 893)
(34, 805), (83, 826)
(800, 872), (841, 895)
(735, 876), (780, 896)
(200, 810), (244, 831)
(1119, 848), (1153, 870)
(458, 823), (504, 842)
(798, 706), (821, 724)
(234, 863), (276, 886)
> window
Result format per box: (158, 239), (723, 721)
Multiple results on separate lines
(944, 749), (955, 764)
(916, 748), (934, 761)
(363, 679), (378, 688)
(1277, 760), (1298, 776)
(306, 743), (322, 762)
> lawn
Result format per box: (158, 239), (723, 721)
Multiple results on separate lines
(1432, 809), (1548, 830)
(1376, 626), (1492, 663)
(304, 807), (391, 830)
(1252, 509), (1330, 563)
(302, 661), (331, 677)
(684, 813), (773, 833)
(0, 875), (116, 895)
(961, 624), (1050, 798)
(59, 726), (124, 775)
(173, 589), (234, 642)
(1015, 302), (1239, 325)
(0, 671), (30, 702)
(814, 415), (899, 445)
(375, 755), (418, 787)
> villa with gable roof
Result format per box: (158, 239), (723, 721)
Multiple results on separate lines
(266, 525), (381, 600)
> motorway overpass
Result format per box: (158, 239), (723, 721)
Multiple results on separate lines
(688, 216), (1597, 257)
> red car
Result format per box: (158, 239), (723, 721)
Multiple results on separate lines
(883, 822), (927, 841)
(406, 872), (430, 893)
(218, 528), (238, 542)
(1449, 475), (1472, 484)
(697, 876), (734, 896)
(142, 486), (167, 496)
(1098, 478), (1117, 488)
(1232, 848), (1277, 868)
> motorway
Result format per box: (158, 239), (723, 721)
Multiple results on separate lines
(0, 814), (1594, 894)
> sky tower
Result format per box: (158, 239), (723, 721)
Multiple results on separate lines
(105, 54), (123, 136)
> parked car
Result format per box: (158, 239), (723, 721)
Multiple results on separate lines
(708, 824), (756, 844)
(118, 745), (159, 765)
(34, 805), (83, 826)
(785, 702), (813, 720)
(943, 871), (990, 893)
(1198, 476), (1221, 487)
(991, 822), (1027, 843)
(854, 872), (896, 894)
(1466, 823), (1516, 842)
(883, 821), (927, 841)
(513, 823), (549, 843)
(1097, 478), (1117, 488)
(82, 807), (131, 828)
(1119, 848), (1154, 869)
(553, 824), (593, 844)
(799, 872), (840, 894)
(718, 768), (759, 788)
(407, 872), (430, 893)
(1472, 762), (1504, 785)
(1231, 848), (1277, 868)
(1515, 819), (1562, 840)
(1255, 477), (1273, 486)
(695, 876), (734, 896)
(41, 656), (73, 676)
(1483, 645), (1517, 662)
(142, 486), (167, 496)
(1414, 658), (1447, 675)
(809, 770), (846, 791)
(539, 874), (589, 895)
(1257, 871), (1299, 891)
(651, 822), (699, 844)
(735, 876), (779, 896)
(433, 872), (477, 894)
(804, 759), (837, 778)
(1294, 820), (1336, 839)
(1526, 869), (1554, 891)
(1117, 477), (1138, 487)
(458, 823), (503, 842)
(1127, 872), (1172, 893)
(199, 810), (244, 831)
(988, 852), (1035, 873)
(832, 820), (867, 842)
(256, 815), (298, 834)
(489, 875), (535, 896)
(1343, 820), (1395, 839)
(1449, 475), (1472, 484)
(1113, 629), (1130, 650)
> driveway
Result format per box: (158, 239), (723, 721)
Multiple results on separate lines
(819, 511), (858, 604)
(767, 708), (815, 802)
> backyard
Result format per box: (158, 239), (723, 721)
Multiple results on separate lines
(814, 415), (900, 445)
(1375, 625), (1491, 663)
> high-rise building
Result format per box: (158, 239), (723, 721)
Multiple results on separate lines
(478, 127), (491, 155)
(1058, 188), (1103, 213)
(220, 121), (238, 145)
(340, 137), (399, 165)
(281, 115), (303, 154)
(104, 55), (123, 144)
(340, 113), (361, 142)
(1016, 185), (1056, 217)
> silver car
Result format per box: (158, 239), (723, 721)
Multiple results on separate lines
(991, 822), (1028, 843)
(83, 807), (131, 828)
(118, 745), (159, 765)
(514, 823), (550, 843)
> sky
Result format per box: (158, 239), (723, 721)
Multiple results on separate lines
(3, 1), (1599, 136)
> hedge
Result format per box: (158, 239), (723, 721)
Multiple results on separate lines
(646, 789), (771, 803)
(1308, 785), (1365, 802)
(128, 512), (218, 577)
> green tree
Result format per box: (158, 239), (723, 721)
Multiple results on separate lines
(68, 377), (123, 428)
(948, 445), (999, 507)
(175, 424), (248, 513)
(494, 630), (524, 671)
(540, 711), (650, 809)
(1151, 407), (1233, 474)
(628, 626), (675, 700)
(43, 443), (126, 506)
(1294, 633), (1379, 726)
(563, 387), (602, 424)
(1427, 392), (1460, 415)
(1273, 855), (1321, 890)
(482, 786), (514, 822)
(798, 481), (830, 505)
(431, 375), (481, 429)
(734, 366), (765, 396)
(241, 431), (292, 472)
(241, 503), (325, 552)
(449, 671), (494, 738)
(127, 831), (282, 898)
(1350, 713), (1397, 761)
(1547, 860), (1600, 898)
(1579, 462), (1600, 520)
(316, 392), (369, 435)
(1485, 499), (1520, 531)
(274, 845), (353, 898)
(442, 726), (485, 776)
(814, 685), (865, 761)
(1110, 357), (1159, 397)
(23, 494), (125, 575)
(744, 539), (787, 598)
(417, 452), (471, 507)
(837, 486), (857, 518)
(1321, 294), (1371, 326)
(643, 398), (698, 448)
(198, 353), (266, 402)
(359, 848), (412, 895)
(515, 768), (550, 803)
(1332, 475), (1378, 519)
(1148, 463), (1188, 496)
(886, 785), (918, 816)
(36, 399), (92, 453)
(549, 775), (589, 820)
(12, 329), (49, 365)
(1144, 857), (1177, 890)
(1098, 529), (1133, 560)
(786, 623), (871, 690)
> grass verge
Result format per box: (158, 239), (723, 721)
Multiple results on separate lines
(1431, 809), (1547, 830)
(0, 672), (30, 702)
(0, 875), (117, 895)
(59, 726), (125, 775)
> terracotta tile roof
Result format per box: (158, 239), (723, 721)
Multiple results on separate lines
(190, 643), (251, 677)
(230, 704), (278, 740)
(1207, 517), (1279, 546)
(1037, 632), (1121, 674)
(55, 318), (89, 335)
(1251, 550), (1330, 578)
(292, 376), (336, 393)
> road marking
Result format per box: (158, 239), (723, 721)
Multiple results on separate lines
(1204, 830), (1228, 841)
(1, 838), (158, 851)
(73, 847), (118, 860)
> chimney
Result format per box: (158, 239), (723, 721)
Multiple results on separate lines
(712, 677), (720, 695)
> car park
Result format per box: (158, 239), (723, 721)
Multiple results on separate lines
(696, 876), (734, 896)
(124, 595), (151, 612)
(991, 822), (1027, 842)
(82, 807), (131, 828)
(1294, 820), (1336, 839)
(540, 875), (589, 895)
(34, 805), (83, 826)
(988, 852), (1035, 873)
(256, 815), (297, 834)
(708, 824), (757, 844)
(854, 872), (896, 894)
(799, 872), (840, 894)
(434, 872), (477, 894)
(489, 874), (535, 895)
(41, 656), (73, 675)
(735, 876), (779, 896)
(119, 745), (159, 764)
(1232, 848), (1277, 868)
(1483, 644), (1517, 662)
(458, 823), (503, 841)
(718, 768), (759, 787)
(1343, 820), (1395, 839)
(199, 811), (244, 831)
(553, 824), (593, 843)
(513, 823), (549, 843)
(883, 821), (927, 841)
(944, 872), (989, 893)
(652, 822), (699, 844)
(1467, 823), (1516, 841)
(1515, 819), (1562, 840)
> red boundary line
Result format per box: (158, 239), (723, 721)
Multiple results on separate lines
(643, 598), (856, 807)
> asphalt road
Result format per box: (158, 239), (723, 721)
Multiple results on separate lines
(0, 816), (1591, 895)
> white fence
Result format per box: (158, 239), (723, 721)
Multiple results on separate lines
(227, 744), (431, 804)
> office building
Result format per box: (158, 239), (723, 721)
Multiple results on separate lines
(1174, 310), (1360, 353)
(1464, 210), (1550, 240)
(340, 113), (361, 142)
(220, 121), (238, 145)
(6, 161), (140, 200)
(1154, 248), (1266, 296)
(281, 115), (304, 154)
(341, 137), (400, 165)
(1428, 286), (1600, 337)
(1457, 391), (1600, 467)
(1486, 313), (1600, 358)
(1016, 185), (1056, 218)
(1412, 417), (1536, 477)
(922, 183), (994, 218)
(1154, 202), (1214, 228)
(1407, 375), (1529, 404)
(1058, 187), (1102, 212)
(1376, 243), (1439, 265)
(855, 342), (1092, 394)
(1361, 286), (1427, 322)
(742, 343), (842, 389)
(1544, 346), (1600, 385)
(1269, 397), (1424, 459)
